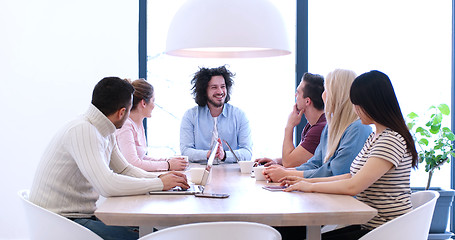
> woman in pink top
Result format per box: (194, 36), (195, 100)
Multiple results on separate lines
(116, 79), (188, 171)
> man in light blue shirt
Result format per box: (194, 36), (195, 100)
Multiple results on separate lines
(180, 66), (253, 163)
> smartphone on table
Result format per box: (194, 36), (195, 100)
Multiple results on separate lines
(195, 193), (230, 198)
(262, 185), (287, 191)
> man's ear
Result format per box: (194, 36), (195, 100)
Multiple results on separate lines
(118, 107), (127, 119)
(305, 97), (311, 105)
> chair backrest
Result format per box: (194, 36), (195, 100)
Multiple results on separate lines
(18, 189), (102, 240)
(359, 190), (439, 240)
(138, 221), (282, 240)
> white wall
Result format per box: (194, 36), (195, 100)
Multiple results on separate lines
(0, 1), (139, 238)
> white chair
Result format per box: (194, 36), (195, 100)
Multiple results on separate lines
(359, 190), (439, 240)
(138, 221), (282, 240)
(18, 189), (103, 240)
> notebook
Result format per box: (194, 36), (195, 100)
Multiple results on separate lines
(148, 141), (218, 195)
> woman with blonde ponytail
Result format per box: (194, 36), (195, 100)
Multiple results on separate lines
(264, 69), (372, 182)
(323, 69), (359, 163)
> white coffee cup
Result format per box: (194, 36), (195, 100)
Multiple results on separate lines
(238, 161), (255, 174)
(253, 166), (266, 181)
(186, 167), (205, 184)
(173, 155), (189, 162)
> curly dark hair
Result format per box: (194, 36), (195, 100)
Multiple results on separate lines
(191, 65), (235, 106)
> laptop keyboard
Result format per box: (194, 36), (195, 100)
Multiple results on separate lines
(173, 185), (204, 192)
(174, 186), (187, 191)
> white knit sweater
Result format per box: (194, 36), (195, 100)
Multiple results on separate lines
(30, 104), (164, 218)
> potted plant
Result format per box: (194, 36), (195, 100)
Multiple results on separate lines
(407, 103), (455, 236)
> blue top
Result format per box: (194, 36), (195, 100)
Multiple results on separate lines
(295, 119), (372, 178)
(180, 104), (253, 163)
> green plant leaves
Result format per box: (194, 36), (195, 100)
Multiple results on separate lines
(406, 103), (454, 189)
(418, 138), (429, 146)
(407, 112), (419, 119)
(416, 127), (430, 138)
(438, 103), (450, 115)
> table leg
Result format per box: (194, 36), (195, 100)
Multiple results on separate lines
(307, 225), (321, 240)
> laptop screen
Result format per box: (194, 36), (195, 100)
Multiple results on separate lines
(200, 141), (219, 187)
(222, 139), (240, 163)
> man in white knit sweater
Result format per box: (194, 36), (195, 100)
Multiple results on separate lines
(30, 77), (189, 240)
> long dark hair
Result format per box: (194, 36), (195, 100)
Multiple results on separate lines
(350, 70), (418, 168)
(191, 65), (234, 106)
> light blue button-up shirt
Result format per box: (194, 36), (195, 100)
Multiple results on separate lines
(180, 104), (253, 163)
(296, 119), (372, 178)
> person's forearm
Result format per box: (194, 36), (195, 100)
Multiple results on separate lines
(282, 126), (296, 163)
(308, 176), (357, 195)
(306, 173), (351, 183)
(120, 164), (160, 178)
(230, 148), (252, 162)
(287, 169), (304, 177)
(182, 147), (209, 162)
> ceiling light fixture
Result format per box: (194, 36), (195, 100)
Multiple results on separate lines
(165, 0), (291, 58)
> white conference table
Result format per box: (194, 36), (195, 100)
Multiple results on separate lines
(95, 163), (377, 240)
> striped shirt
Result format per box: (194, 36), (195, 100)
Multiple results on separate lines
(350, 129), (413, 230)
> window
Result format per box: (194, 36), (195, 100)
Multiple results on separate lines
(146, 1), (452, 189)
(146, 1), (296, 159)
(308, 0), (452, 188)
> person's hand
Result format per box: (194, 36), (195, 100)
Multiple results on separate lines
(159, 172), (189, 191)
(255, 157), (277, 167)
(283, 180), (312, 192)
(206, 139), (225, 160)
(278, 176), (304, 186)
(263, 165), (288, 182)
(168, 157), (188, 171)
(215, 138), (225, 160)
(286, 104), (304, 129)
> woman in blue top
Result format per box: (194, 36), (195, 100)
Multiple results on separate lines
(280, 70), (418, 239)
(264, 69), (372, 182)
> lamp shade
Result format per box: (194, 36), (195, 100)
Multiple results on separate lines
(165, 0), (291, 58)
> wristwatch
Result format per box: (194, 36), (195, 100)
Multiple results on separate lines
(221, 150), (227, 161)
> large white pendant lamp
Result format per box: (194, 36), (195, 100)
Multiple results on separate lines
(165, 0), (291, 58)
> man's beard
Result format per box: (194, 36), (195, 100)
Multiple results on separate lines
(115, 111), (129, 129)
(208, 96), (225, 108)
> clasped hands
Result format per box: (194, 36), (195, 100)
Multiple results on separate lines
(261, 165), (310, 192)
(206, 138), (225, 160)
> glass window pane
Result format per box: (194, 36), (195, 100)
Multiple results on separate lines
(309, 0), (452, 189)
(147, 1), (296, 159)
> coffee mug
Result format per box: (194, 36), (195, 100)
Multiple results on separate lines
(186, 167), (205, 184)
(173, 155), (189, 162)
(239, 161), (255, 174)
(253, 166), (266, 181)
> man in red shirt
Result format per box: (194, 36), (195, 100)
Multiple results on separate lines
(256, 72), (326, 167)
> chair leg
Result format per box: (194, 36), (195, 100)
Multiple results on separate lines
(307, 225), (321, 240)
(139, 226), (155, 237)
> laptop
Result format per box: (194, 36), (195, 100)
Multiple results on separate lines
(148, 141), (218, 195)
(222, 139), (240, 163)
(192, 140), (239, 164)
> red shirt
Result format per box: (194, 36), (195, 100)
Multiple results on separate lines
(299, 113), (327, 154)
